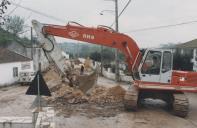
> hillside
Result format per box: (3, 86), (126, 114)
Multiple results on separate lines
(59, 42), (103, 57)
(59, 42), (124, 61)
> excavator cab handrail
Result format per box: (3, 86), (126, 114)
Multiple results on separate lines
(97, 25), (115, 32)
(67, 21), (85, 27)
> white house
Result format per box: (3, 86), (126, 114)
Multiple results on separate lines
(0, 48), (34, 86)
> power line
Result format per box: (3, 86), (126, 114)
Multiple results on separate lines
(23, 12), (33, 23)
(119, 0), (132, 18)
(110, 0), (132, 27)
(6, 0), (22, 16)
(10, 1), (65, 23)
(125, 19), (197, 33)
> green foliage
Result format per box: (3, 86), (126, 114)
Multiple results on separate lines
(4, 15), (24, 35)
(102, 48), (115, 62)
(173, 50), (193, 71)
(59, 42), (126, 69)
(0, 23), (31, 48)
(0, 27), (14, 47)
(90, 51), (101, 61)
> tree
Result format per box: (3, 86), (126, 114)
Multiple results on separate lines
(102, 48), (115, 62)
(5, 15), (24, 35)
(173, 50), (193, 71)
(90, 51), (101, 61)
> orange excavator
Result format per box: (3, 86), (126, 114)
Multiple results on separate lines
(32, 20), (197, 117)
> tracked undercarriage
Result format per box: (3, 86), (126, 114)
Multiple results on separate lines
(124, 85), (139, 111)
(124, 85), (189, 117)
(173, 93), (189, 117)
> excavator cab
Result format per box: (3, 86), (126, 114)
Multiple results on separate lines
(139, 49), (173, 83)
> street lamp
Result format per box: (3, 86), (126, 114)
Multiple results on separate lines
(99, 10), (114, 15)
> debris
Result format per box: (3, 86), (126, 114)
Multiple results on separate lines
(46, 83), (125, 105)
(43, 67), (126, 117)
(89, 85), (126, 105)
(43, 67), (61, 82)
(46, 84), (88, 104)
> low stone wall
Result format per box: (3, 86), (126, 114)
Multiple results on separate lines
(0, 107), (55, 128)
(102, 68), (133, 82)
(0, 117), (33, 128)
(35, 107), (55, 128)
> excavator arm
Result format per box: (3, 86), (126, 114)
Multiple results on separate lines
(32, 20), (142, 80)
(39, 21), (141, 74)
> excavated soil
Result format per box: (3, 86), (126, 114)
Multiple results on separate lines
(89, 85), (126, 104)
(46, 84), (126, 118)
(43, 67), (61, 82)
(44, 69), (125, 118)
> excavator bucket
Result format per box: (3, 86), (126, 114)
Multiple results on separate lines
(77, 71), (98, 93)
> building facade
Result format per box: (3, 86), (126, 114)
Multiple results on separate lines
(0, 48), (34, 86)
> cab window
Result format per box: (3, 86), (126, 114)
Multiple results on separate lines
(141, 51), (161, 75)
(162, 51), (172, 73)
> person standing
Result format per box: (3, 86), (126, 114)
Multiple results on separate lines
(80, 64), (84, 75)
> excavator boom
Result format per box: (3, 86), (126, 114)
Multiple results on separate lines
(41, 21), (141, 73)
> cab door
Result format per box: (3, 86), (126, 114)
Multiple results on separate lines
(139, 50), (162, 83)
(160, 51), (173, 83)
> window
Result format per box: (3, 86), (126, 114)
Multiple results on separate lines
(13, 67), (18, 77)
(162, 52), (172, 73)
(21, 62), (31, 70)
(195, 49), (197, 61)
(141, 51), (161, 75)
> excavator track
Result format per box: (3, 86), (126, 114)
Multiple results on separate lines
(124, 85), (139, 111)
(173, 93), (189, 117)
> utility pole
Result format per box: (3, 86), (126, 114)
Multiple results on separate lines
(115, 0), (120, 82)
(100, 46), (104, 76)
(31, 27), (33, 59)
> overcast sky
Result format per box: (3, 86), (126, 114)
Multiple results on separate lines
(5, 0), (197, 48)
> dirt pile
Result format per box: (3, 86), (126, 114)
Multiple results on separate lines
(89, 85), (126, 104)
(46, 84), (126, 118)
(43, 67), (61, 81)
(47, 84), (88, 104)
(47, 84), (126, 105)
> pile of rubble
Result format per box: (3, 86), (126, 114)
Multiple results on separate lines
(47, 84), (88, 104)
(43, 67), (61, 82)
(47, 84), (126, 105)
(89, 86), (126, 104)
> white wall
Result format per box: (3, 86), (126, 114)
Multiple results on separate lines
(0, 61), (34, 86)
(102, 68), (133, 82)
